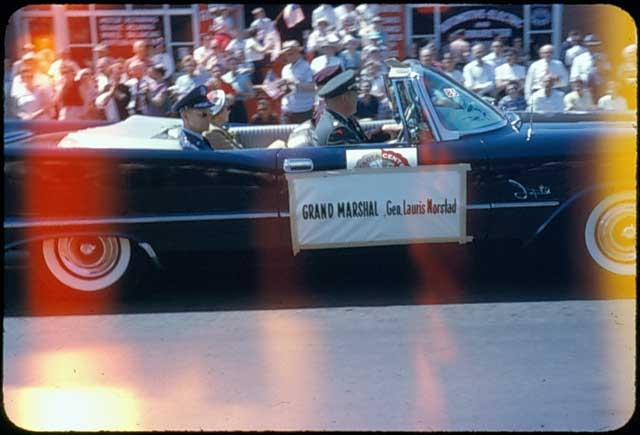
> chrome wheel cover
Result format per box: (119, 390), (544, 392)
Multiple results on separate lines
(42, 236), (131, 292)
(585, 192), (636, 276)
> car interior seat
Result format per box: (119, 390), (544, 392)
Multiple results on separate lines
(286, 120), (319, 148)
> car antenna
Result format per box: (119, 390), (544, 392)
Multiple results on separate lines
(526, 94), (534, 141)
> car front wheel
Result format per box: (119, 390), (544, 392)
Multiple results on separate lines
(584, 191), (636, 276)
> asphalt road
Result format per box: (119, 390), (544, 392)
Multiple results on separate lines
(3, 248), (636, 431)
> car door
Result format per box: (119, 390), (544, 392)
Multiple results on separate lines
(4, 146), (284, 255)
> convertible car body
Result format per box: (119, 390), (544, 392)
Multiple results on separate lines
(4, 60), (637, 298)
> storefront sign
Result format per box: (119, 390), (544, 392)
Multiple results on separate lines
(441, 6), (523, 46)
(97, 15), (163, 45)
(286, 165), (471, 254)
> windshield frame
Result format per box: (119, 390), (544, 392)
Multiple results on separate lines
(387, 60), (508, 141)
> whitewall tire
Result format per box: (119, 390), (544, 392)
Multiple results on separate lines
(42, 236), (132, 292)
(584, 191), (636, 276)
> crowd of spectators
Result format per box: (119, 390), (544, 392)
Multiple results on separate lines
(5, 4), (637, 127)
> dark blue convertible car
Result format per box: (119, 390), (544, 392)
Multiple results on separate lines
(4, 61), (636, 300)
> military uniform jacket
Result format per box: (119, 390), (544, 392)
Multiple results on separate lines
(203, 125), (244, 150)
(178, 128), (213, 151)
(314, 108), (368, 146)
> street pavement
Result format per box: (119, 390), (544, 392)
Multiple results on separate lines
(3, 298), (635, 431)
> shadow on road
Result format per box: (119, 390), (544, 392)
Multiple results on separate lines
(4, 245), (635, 317)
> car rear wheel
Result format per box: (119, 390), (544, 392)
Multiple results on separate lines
(42, 236), (133, 292)
(584, 191), (636, 276)
(22, 235), (145, 314)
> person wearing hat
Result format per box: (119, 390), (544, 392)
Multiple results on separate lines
(203, 89), (244, 150)
(306, 16), (333, 58)
(249, 7), (273, 46)
(312, 4), (337, 29)
(280, 40), (316, 124)
(361, 15), (387, 47)
(337, 11), (359, 41)
(172, 85), (216, 151)
(563, 32), (587, 68)
(339, 34), (362, 71)
(314, 68), (399, 146)
(310, 33), (343, 75)
(570, 34), (607, 99)
(311, 63), (344, 126)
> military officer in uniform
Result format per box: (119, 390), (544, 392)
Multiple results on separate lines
(172, 85), (215, 150)
(314, 69), (399, 146)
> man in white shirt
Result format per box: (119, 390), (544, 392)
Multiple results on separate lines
(279, 40), (316, 124)
(570, 34), (607, 100)
(524, 44), (569, 101)
(494, 48), (526, 96)
(528, 74), (565, 112)
(463, 43), (495, 98)
(449, 29), (470, 69)
(150, 38), (176, 82)
(249, 7), (273, 45)
(563, 77), (595, 111)
(193, 33), (215, 70)
(441, 52), (463, 84)
(597, 80), (628, 111)
(482, 38), (507, 69)
(564, 34), (587, 68)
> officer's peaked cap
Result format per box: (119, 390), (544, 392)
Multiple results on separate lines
(317, 69), (359, 99)
(172, 85), (214, 113)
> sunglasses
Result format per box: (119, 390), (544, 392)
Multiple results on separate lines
(190, 110), (209, 118)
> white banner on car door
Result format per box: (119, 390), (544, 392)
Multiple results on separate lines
(286, 164), (472, 254)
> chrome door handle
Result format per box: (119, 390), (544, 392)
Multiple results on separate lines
(283, 158), (314, 173)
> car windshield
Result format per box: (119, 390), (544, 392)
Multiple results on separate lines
(421, 67), (505, 132)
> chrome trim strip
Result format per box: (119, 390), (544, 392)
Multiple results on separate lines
(277, 201), (559, 216)
(467, 201), (559, 210)
(491, 201), (560, 209)
(466, 204), (491, 210)
(4, 212), (280, 229)
(4, 202), (559, 229)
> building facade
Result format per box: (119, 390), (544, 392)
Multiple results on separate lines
(5, 4), (633, 68)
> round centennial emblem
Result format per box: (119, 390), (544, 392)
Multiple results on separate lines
(355, 150), (411, 168)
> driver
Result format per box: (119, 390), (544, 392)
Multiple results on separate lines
(172, 85), (215, 150)
(314, 69), (399, 146)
